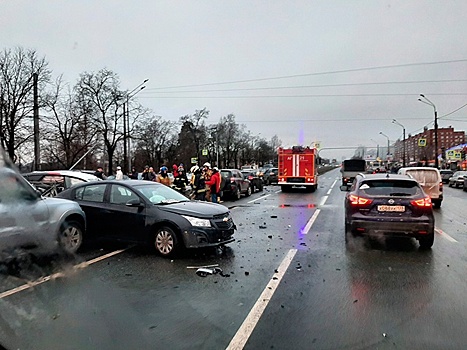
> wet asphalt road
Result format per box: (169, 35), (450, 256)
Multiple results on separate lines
(1, 168), (467, 350)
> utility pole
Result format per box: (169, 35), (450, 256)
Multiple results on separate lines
(123, 102), (127, 173)
(33, 73), (40, 171)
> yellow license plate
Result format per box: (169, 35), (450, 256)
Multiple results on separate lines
(377, 205), (405, 212)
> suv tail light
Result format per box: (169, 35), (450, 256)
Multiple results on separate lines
(230, 177), (236, 183)
(410, 197), (432, 207)
(248, 175), (254, 180)
(349, 194), (373, 206)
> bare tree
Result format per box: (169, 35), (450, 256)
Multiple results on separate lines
(133, 115), (178, 169)
(0, 47), (50, 162)
(178, 108), (208, 164)
(42, 75), (99, 168)
(75, 69), (124, 174)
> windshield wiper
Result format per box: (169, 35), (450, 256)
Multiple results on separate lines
(158, 199), (188, 204)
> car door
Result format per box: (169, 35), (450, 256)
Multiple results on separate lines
(73, 183), (108, 236)
(105, 184), (147, 242)
(0, 169), (51, 252)
(235, 170), (249, 192)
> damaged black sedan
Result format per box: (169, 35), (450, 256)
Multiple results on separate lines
(57, 180), (236, 257)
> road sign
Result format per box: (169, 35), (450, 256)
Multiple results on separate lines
(202, 149), (208, 156)
(191, 157), (198, 164)
(418, 138), (427, 147)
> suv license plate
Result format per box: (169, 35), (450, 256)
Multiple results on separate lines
(378, 205), (405, 212)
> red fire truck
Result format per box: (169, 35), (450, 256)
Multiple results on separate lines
(278, 146), (318, 192)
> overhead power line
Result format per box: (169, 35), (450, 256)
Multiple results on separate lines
(145, 79), (467, 93)
(149, 58), (467, 90)
(140, 93), (467, 99)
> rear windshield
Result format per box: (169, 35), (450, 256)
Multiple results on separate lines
(405, 169), (440, 184)
(359, 180), (422, 196)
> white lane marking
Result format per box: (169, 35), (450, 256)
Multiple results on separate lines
(326, 188), (332, 195)
(0, 249), (128, 300)
(330, 179), (338, 189)
(275, 190), (282, 193)
(226, 249), (298, 350)
(320, 196), (329, 206)
(302, 209), (321, 235)
(247, 194), (271, 204)
(435, 228), (458, 243)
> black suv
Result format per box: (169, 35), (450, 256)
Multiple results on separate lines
(241, 170), (263, 193)
(341, 173), (435, 249)
(220, 169), (251, 200)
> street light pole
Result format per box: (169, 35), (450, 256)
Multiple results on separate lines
(392, 119), (406, 167)
(124, 79), (148, 172)
(418, 94), (439, 169)
(379, 131), (390, 158)
(370, 139), (380, 158)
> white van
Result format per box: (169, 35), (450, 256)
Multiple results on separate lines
(398, 167), (443, 208)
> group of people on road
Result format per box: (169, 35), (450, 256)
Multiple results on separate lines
(190, 162), (222, 203)
(94, 162), (223, 203)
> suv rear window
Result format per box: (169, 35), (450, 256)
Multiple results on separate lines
(359, 180), (422, 196)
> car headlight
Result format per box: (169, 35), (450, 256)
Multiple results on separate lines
(181, 215), (211, 227)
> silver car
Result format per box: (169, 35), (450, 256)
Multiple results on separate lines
(0, 147), (86, 261)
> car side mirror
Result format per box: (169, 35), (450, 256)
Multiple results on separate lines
(126, 198), (144, 207)
(340, 185), (350, 192)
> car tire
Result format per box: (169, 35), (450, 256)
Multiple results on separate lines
(251, 184), (255, 193)
(463, 185), (467, 192)
(432, 200), (441, 209)
(419, 231), (434, 250)
(154, 226), (179, 257)
(245, 186), (252, 197)
(448, 182), (452, 187)
(232, 186), (241, 200)
(58, 220), (83, 254)
(258, 182), (263, 191)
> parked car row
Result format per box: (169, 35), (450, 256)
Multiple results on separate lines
(0, 146), (237, 261)
(447, 171), (467, 190)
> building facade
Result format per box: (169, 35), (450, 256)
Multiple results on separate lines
(393, 126), (465, 165)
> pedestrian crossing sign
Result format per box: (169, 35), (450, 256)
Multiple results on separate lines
(418, 138), (427, 147)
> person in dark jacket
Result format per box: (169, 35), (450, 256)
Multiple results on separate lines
(192, 166), (207, 201)
(94, 166), (107, 180)
(128, 166), (139, 179)
(141, 165), (150, 180)
(173, 165), (188, 194)
(147, 166), (157, 182)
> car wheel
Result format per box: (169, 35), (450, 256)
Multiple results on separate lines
(419, 231), (434, 250)
(251, 184), (255, 193)
(154, 226), (179, 257)
(344, 220), (350, 243)
(59, 220), (83, 254)
(245, 186), (252, 197)
(463, 185), (467, 192)
(432, 200), (441, 209)
(258, 183), (263, 191)
(233, 186), (241, 200)
(448, 182), (452, 187)
(281, 185), (288, 192)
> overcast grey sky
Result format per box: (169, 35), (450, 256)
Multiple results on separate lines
(2, 0), (467, 159)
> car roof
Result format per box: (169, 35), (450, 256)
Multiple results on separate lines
(398, 166), (439, 172)
(23, 170), (100, 181)
(356, 173), (417, 182)
(73, 179), (162, 187)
